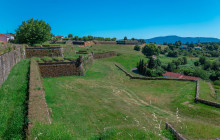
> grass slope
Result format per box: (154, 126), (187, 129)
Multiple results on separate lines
(0, 59), (30, 139)
(199, 80), (220, 103)
(33, 60), (219, 139)
(32, 45), (220, 139)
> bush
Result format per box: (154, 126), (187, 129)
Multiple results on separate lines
(167, 50), (178, 57)
(193, 68), (210, 80)
(134, 45), (141, 51)
(199, 56), (207, 65)
(167, 63), (175, 72)
(142, 43), (160, 56)
(194, 61), (200, 66)
(204, 61), (212, 70)
(214, 80), (220, 86)
(155, 67), (165, 76)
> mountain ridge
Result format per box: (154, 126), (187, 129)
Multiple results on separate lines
(144, 35), (220, 44)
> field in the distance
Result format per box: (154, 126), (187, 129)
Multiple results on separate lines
(31, 44), (220, 139)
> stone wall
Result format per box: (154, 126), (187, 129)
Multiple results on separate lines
(26, 47), (63, 58)
(72, 41), (95, 46)
(84, 41), (95, 46)
(115, 63), (196, 82)
(115, 63), (220, 108)
(93, 51), (117, 59)
(94, 41), (116, 45)
(195, 80), (220, 108)
(83, 54), (94, 71)
(28, 59), (51, 136)
(34, 45), (61, 48)
(0, 45), (25, 86)
(55, 41), (66, 44)
(72, 41), (85, 45)
(38, 60), (84, 78)
(165, 122), (187, 140)
(195, 98), (220, 108)
(116, 40), (143, 45)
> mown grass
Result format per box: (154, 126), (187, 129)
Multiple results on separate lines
(0, 59), (30, 139)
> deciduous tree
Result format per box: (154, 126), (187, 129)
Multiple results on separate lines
(142, 43), (160, 56)
(15, 18), (51, 45)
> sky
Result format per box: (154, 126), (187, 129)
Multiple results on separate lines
(0, 0), (220, 39)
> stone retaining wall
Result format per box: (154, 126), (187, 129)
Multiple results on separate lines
(115, 63), (220, 108)
(26, 47), (63, 58)
(195, 80), (220, 108)
(38, 61), (84, 77)
(0, 45), (26, 86)
(84, 41), (95, 46)
(165, 122), (187, 140)
(28, 59), (51, 137)
(115, 63), (196, 82)
(72, 41), (95, 46)
(94, 41), (117, 45)
(195, 98), (220, 108)
(93, 51), (117, 59)
(83, 54), (94, 71)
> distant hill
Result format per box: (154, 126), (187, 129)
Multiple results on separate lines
(145, 35), (220, 44)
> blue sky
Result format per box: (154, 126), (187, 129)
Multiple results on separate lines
(0, 0), (220, 39)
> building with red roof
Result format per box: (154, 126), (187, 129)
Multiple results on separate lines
(0, 34), (7, 43)
(162, 72), (200, 80)
(0, 33), (15, 43)
(55, 35), (64, 39)
(0, 41), (6, 43)
(194, 46), (202, 50)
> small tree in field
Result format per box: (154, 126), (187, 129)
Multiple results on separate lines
(134, 45), (141, 51)
(142, 43), (160, 57)
(15, 18), (51, 45)
(68, 34), (73, 38)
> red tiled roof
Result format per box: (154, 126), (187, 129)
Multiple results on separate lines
(181, 45), (188, 47)
(162, 72), (182, 78)
(55, 35), (63, 37)
(0, 33), (6, 37)
(180, 75), (200, 80)
(163, 72), (200, 80)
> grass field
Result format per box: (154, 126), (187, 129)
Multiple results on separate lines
(29, 44), (220, 139)
(199, 80), (220, 103)
(0, 59), (30, 139)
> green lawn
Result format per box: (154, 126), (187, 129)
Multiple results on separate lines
(0, 59), (30, 139)
(30, 44), (220, 139)
(199, 80), (220, 103)
(31, 57), (220, 139)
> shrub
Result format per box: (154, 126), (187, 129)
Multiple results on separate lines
(194, 61), (200, 66)
(134, 45), (141, 51)
(199, 56), (207, 65)
(193, 68), (210, 80)
(183, 57), (187, 64)
(167, 63), (175, 72)
(214, 80), (220, 86)
(204, 61), (212, 70)
(167, 50), (178, 57)
(142, 43), (160, 56)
